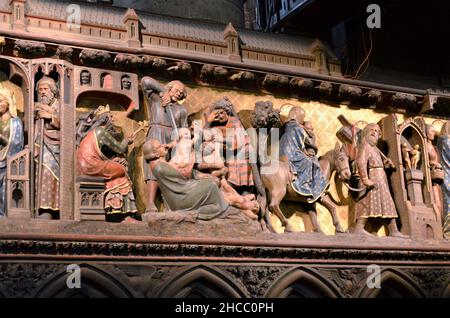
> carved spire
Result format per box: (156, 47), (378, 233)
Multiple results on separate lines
(223, 23), (241, 62)
(123, 8), (141, 48)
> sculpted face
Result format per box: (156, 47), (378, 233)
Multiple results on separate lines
(212, 108), (229, 124)
(178, 128), (191, 140)
(0, 95), (9, 115)
(37, 83), (54, 105)
(80, 71), (91, 85)
(169, 82), (185, 102)
(156, 142), (169, 157)
(287, 106), (305, 126)
(121, 77), (131, 90)
(365, 124), (381, 146)
(304, 121), (314, 134)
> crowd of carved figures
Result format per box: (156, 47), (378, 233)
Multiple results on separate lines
(0, 71), (449, 240)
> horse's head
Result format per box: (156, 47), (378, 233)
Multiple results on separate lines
(333, 142), (351, 181)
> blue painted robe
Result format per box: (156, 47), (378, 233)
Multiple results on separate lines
(280, 120), (328, 202)
(0, 117), (24, 216)
(438, 134), (450, 234)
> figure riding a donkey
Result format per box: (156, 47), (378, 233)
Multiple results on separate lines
(254, 104), (351, 234)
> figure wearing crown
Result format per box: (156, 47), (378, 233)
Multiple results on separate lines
(0, 87), (24, 217)
(76, 105), (139, 222)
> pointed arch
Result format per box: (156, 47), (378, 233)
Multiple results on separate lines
(358, 268), (425, 298)
(156, 265), (247, 298)
(264, 267), (343, 298)
(441, 282), (450, 298)
(34, 264), (134, 298)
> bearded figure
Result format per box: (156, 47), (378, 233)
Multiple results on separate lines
(34, 76), (60, 219)
(140, 76), (188, 214)
(76, 107), (138, 222)
(353, 123), (407, 237)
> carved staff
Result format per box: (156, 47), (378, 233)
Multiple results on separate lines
(35, 108), (45, 216)
(129, 120), (149, 140)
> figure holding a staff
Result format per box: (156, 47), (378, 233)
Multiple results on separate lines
(34, 76), (60, 219)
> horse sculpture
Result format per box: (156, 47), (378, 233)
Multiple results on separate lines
(260, 142), (351, 233)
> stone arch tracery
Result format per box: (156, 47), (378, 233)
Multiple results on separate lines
(156, 265), (247, 298)
(34, 264), (134, 298)
(358, 268), (426, 298)
(264, 267), (343, 298)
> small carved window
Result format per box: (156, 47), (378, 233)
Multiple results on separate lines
(11, 159), (18, 175)
(18, 156), (25, 175)
(130, 22), (136, 38)
(81, 193), (89, 207)
(100, 73), (113, 89)
(92, 193), (101, 207)
(15, 5), (20, 21)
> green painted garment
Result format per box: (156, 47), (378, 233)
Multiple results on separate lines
(152, 162), (228, 220)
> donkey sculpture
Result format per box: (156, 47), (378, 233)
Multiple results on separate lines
(260, 142), (351, 233)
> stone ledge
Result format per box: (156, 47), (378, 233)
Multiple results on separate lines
(0, 215), (449, 259)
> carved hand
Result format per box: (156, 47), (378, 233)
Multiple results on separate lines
(384, 158), (395, 169)
(205, 111), (218, 123)
(113, 157), (128, 167)
(35, 104), (54, 120)
(37, 110), (53, 120)
(35, 103), (53, 113)
(161, 92), (171, 107)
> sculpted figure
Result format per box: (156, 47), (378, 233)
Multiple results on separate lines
(425, 124), (444, 216)
(260, 106), (349, 233)
(410, 145), (421, 170)
(143, 139), (228, 220)
(76, 104), (110, 146)
(202, 97), (260, 219)
(438, 121), (450, 238)
(401, 143), (412, 170)
(353, 123), (407, 237)
(203, 97), (253, 191)
(279, 106), (328, 203)
(143, 139), (259, 221)
(34, 76), (61, 219)
(303, 121), (318, 157)
(140, 76), (188, 214)
(426, 125), (443, 176)
(196, 127), (227, 181)
(170, 128), (198, 165)
(0, 88), (24, 217)
(76, 108), (138, 222)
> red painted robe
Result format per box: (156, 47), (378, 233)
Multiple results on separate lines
(77, 128), (136, 214)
